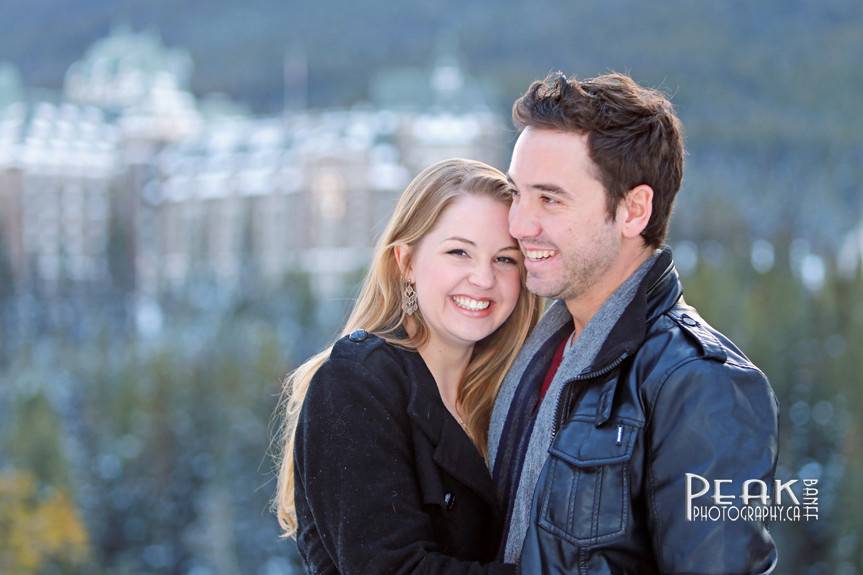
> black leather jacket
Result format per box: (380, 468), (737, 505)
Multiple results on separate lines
(515, 248), (779, 573)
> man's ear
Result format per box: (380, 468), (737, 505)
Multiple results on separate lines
(394, 245), (413, 280)
(618, 184), (653, 239)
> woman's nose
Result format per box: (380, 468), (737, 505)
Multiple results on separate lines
(468, 262), (495, 289)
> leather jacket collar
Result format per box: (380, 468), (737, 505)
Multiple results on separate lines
(589, 246), (681, 373)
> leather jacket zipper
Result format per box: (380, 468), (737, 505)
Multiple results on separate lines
(550, 352), (630, 439)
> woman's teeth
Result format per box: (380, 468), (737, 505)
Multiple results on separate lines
(453, 296), (491, 311)
(525, 249), (557, 261)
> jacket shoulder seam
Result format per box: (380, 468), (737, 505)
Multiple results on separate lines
(320, 356), (396, 393)
(330, 335), (403, 365)
(646, 354), (767, 422)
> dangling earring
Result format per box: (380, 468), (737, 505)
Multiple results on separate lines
(402, 280), (418, 315)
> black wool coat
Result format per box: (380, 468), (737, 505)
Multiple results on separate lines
(294, 330), (515, 575)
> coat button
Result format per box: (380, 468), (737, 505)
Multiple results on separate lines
(680, 314), (699, 327)
(444, 492), (456, 510)
(349, 329), (368, 342)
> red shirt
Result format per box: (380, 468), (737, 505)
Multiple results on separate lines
(539, 336), (569, 402)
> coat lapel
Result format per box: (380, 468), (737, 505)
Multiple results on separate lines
(399, 347), (500, 508)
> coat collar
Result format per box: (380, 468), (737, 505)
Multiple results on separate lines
(589, 245), (681, 371)
(397, 346), (500, 508)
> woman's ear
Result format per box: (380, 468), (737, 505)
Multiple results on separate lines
(394, 245), (413, 280)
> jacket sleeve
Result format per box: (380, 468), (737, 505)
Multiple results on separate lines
(645, 358), (779, 574)
(295, 357), (515, 575)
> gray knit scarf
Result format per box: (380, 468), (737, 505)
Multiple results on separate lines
(488, 254), (656, 562)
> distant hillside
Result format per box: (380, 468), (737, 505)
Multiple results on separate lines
(0, 1), (860, 133)
(1, 0), (861, 245)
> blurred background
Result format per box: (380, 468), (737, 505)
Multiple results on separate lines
(0, 0), (860, 573)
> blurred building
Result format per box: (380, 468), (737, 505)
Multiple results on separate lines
(0, 101), (117, 293)
(0, 28), (200, 299)
(0, 28), (507, 318)
(64, 25), (194, 113)
(142, 112), (406, 298)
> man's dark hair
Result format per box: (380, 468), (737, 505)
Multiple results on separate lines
(513, 72), (685, 248)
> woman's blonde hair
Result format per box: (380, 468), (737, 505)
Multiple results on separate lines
(274, 158), (541, 537)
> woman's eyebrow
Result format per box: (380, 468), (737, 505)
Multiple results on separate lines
(442, 236), (476, 245)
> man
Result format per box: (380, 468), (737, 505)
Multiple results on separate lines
(488, 72), (779, 573)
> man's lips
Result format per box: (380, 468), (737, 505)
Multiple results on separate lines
(522, 247), (559, 262)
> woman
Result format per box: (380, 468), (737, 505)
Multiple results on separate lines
(275, 158), (540, 574)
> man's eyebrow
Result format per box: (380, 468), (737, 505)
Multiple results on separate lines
(506, 174), (569, 197)
(531, 183), (570, 196)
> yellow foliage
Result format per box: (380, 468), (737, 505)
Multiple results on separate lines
(0, 469), (90, 574)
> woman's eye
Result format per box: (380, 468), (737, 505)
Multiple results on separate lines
(496, 256), (518, 265)
(447, 249), (468, 257)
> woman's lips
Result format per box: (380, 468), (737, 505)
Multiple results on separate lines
(450, 295), (494, 318)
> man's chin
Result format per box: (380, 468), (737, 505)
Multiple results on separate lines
(526, 278), (566, 299)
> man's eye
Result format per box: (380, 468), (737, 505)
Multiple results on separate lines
(541, 195), (558, 205)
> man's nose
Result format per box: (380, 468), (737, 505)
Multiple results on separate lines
(509, 198), (541, 240)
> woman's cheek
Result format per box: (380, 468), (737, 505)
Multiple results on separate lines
(503, 270), (522, 310)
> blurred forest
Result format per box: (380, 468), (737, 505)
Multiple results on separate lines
(1, 0), (862, 574)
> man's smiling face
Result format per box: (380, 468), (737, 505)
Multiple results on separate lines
(507, 127), (622, 302)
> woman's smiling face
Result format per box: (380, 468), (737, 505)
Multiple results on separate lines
(403, 193), (524, 351)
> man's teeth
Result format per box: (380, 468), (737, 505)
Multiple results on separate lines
(453, 296), (491, 311)
(525, 249), (557, 260)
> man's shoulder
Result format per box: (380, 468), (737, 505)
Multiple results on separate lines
(631, 303), (777, 435)
(639, 302), (766, 389)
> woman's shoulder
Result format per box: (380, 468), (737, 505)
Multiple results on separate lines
(314, 330), (410, 394)
(330, 329), (401, 365)
(300, 331), (413, 425)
